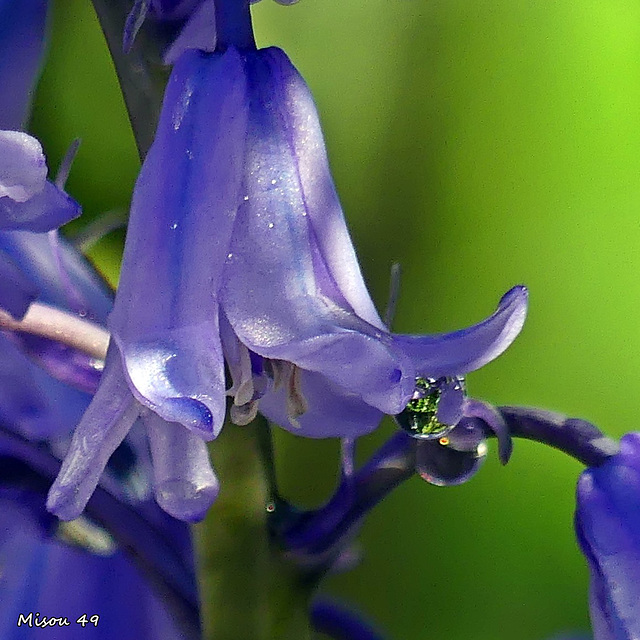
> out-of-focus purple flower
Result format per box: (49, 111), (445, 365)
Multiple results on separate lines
(46, 44), (526, 522)
(0, 0), (48, 130)
(0, 241), (199, 639)
(0, 1), (80, 238)
(575, 432), (640, 640)
(0, 422), (199, 639)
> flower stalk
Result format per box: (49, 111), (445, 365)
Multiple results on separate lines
(195, 418), (315, 640)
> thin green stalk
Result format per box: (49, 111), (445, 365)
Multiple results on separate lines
(195, 420), (315, 640)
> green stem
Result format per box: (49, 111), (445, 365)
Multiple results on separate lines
(195, 420), (316, 640)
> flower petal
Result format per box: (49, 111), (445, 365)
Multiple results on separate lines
(47, 346), (142, 521)
(575, 433), (640, 640)
(258, 369), (383, 438)
(262, 47), (385, 330)
(108, 48), (249, 435)
(0, 251), (38, 318)
(222, 50), (413, 414)
(144, 411), (219, 522)
(0, 230), (113, 323)
(0, 130), (47, 202)
(394, 285), (528, 377)
(0, 180), (80, 232)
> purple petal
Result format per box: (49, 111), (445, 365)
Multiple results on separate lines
(0, 333), (89, 440)
(222, 50), (413, 414)
(262, 48), (385, 330)
(144, 411), (219, 522)
(0, 251), (38, 318)
(0, 131), (47, 202)
(394, 285), (528, 377)
(258, 369), (383, 438)
(0, 0), (48, 129)
(108, 48), (249, 435)
(575, 433), (640, 640)
(47, 346), (141, 520)
(310, 598), (387, 640)
(0, 180), (80, 232)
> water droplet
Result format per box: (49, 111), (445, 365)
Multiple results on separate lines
(268, 222), (274, 229)
(394, 377), (455, 440)
(78, 309), (87, 318)
(243, 195), (249, 201)
(170, 222), (178, 230)
(266, 501), (276, 513)
(227, 253), (233, 259)
(270, 178), (277, 185)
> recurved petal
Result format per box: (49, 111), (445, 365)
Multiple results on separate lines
(108, 48), (248, 435)
(0, 0), (48, 129)
(258, 369), (383, 438)
(575, 433), (640, 640)
(0, 180), (80, 232)
(393, 285), (528, 378)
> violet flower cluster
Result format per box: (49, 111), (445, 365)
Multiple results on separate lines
(0, 0), (639, 639)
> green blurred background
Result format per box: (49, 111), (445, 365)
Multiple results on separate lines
(30, 0), (640, 638)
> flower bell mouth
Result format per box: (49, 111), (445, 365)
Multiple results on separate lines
(394, 376), (466, 440)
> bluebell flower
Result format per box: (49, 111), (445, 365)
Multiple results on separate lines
(45, 41), (526, 522)
(0, 0), (79, 282)
(575, 432), (640, 640)
(0, 395), (199, 640)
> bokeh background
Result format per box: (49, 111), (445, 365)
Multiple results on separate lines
(30, 1), (640, 638)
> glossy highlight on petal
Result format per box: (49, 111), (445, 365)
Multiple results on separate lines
(109, 47), (249, 436)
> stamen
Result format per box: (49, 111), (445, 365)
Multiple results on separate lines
(57, 517), (117, 556)
(269, 359), (287, 391)
(0, 302), (109, 360)
(285, 364), (308, 429)
(233, 343), (254, 407)
(230, 400), (259, 426)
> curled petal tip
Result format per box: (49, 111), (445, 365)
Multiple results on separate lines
(156, 480), (219, 522)
(45, 486), (83, 522)
(394, 284), (529, 379)
(160, 397), (216, 437)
